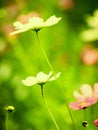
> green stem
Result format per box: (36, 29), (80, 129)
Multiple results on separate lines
(0, 107), (8, 130)
(84, 109), (86, 121)
(6, 113), (8, 130)
(40, 84), (60, 130)
(83, 109), (87, 130)
(35, 31), (77, 130)
(36, 31), (53, 71)
(92, 106), (96, 120)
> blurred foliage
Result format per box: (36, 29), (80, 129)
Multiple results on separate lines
(0, 0), (98, 130)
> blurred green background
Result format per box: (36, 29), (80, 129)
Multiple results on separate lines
(0, 0), (98, 130)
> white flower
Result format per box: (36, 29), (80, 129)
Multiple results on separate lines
(22, 71), (61, 86)
(10, 15), (61, 35)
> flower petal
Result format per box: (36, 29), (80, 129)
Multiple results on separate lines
(47, 71), (53, 79)
(10, 15), (61, 35)
(94, 83), (98, 98)
(44, 15), (61, 27)
(80, 84), (93, 97)
(13, 21), (24, 29)
(10, 23), (31, 35)
(85, 97), (97, 106)
(49, 72), (61, 81)
(22, 76), (37, 86)
(81, 29), (98, 42)
(69, 102), (81, 110)
(28, 17), (44, 27)
(36, 72), (48, 83)
(73, 91), (84, 101)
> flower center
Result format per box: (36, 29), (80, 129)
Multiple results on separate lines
(80, 102), (87, 109)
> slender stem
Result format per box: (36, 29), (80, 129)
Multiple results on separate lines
(36, 31), (53, 71)
(82, 109), (87, 130)
(83, 109), (86, 121)
(84, 110), (86, 130)
(6, 113), (8, 130)
(35, 31), (77, 130)
(92, 105), (96, 120)
(40, 84), (60, 130)
(0, 107), (7, 130)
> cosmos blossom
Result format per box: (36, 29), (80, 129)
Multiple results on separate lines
(69, 83), (98, 110)
(69, 97), (97, 110)
(10, 15), (61, 35)
(22, 71), (61, 86)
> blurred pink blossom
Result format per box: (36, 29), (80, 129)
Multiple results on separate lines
(58, 0), (74, 10)
(17, 12), (39, 24)
(93, 119), (98, 127)
(81, 46), (98, 65)
(69, 97), (97, 110)
(69, 83), (98, 110)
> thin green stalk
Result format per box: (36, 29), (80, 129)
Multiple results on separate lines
(82, 109), (87, 130)
(84, 109), (86, 121)
(41, 84), (60, 130)
(0, 107), (7, 130)
(36, 31), (53, 71)
(35, 31), (77, 130)
(6, 113), (8, 130)
(92, 105), (96, 120)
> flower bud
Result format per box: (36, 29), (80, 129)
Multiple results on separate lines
(5, 106), (15, 113)
(82, 121), (88, 127)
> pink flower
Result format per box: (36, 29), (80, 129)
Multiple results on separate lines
(69, 83), (98, 110)
(69, 97), (97, 110)
(81, 46), (98, 65)
(93, 119), (98, 127)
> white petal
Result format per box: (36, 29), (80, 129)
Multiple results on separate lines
(73, 91), (84, 101)
(22, 76), (37, 86)
(28, 17), (44, 27)
(36, 72), (48, 82)
(49, 72), (61, 81)
(13, 21), (24, 29)
(44, 15), (61, 27)
(47, 71), (53, 79)
(10, 23), (31, 35)
(80, 84), (93, 97)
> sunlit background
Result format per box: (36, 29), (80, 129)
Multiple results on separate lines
(0, 0), (98, 130)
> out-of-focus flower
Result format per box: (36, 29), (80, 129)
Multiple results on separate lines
(17, 12), (39, 24)
(10, 15), (61, 35)
(6, 4), (18, 19)
(81, 10), (98, 42)
(69, 97), (97, 110)
(81, 45), (98, 65)
(22, 71), (61, 86)
(69, 83), (98, 110)
(81, 29), (98, 42)
(58, 0), (74, 10)
(93, 119), (98, 127)
(87, 10), (98, 28)
(73, 83), (98, 101)
(1, 23), (17, 39)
